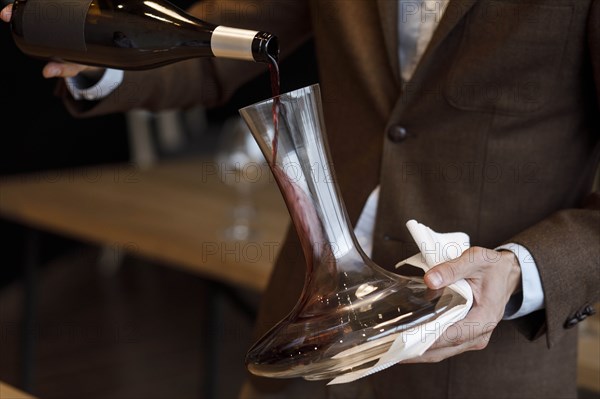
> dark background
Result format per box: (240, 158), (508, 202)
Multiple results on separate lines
(0, 0), (318, 289)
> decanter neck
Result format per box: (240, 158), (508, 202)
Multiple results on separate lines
(270, 156), (362, 280)
(239, 84), (366, 283)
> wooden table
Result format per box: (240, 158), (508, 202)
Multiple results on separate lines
(0, 158), (290, 291)
(0, 157), (290, 397)
(0, 382), (36, 399)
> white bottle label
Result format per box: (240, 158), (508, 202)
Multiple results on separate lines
(211, 26), (258, 61)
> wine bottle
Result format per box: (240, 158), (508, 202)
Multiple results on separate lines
(7, 0), (279, 70)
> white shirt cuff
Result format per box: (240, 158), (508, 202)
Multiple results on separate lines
(65, 68), (124, 101)
(496, 243), (545, 320)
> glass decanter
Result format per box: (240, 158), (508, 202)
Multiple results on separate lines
(239, 84), (466, 381)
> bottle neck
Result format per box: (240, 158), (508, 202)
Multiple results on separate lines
(211, 27), (278, 63)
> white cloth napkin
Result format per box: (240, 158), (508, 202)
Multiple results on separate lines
(328, 220), (473, 385)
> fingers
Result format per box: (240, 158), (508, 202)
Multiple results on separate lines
(424, 246), (498, 289)
(428, 308), (494, 351)
(401, 333), (491, 364)
(425, 257), (470, 289)
(402, 311), (495, 364)
(403, 246), (521, 364)
(42, 62), (90, 79)
(1, 4), (12, 22)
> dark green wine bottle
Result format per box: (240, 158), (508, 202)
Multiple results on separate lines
(8, 0), (278, 70)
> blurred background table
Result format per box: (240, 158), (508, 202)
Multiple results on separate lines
(0, 157), (290, 398)
(0, 158), (289, 292)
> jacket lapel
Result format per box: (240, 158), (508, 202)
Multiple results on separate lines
(377, 0), (478, 87)
(398, 0), (479, 105)
(422, 0), (478, 62)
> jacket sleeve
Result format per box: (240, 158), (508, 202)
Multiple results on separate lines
(508, 0), (600, 348)
(60, 0), (312, 117)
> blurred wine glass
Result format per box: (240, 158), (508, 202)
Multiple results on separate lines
(216, 116), (268, 241)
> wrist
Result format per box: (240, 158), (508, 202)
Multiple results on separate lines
(66, 68), (123, 101)
(72, 67), (106, 89)
(500, 250), (522, 296)
(79, 67), (106, 81)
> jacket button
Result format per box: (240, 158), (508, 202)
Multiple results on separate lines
(387, 125), (408, 143)
(583, 305), (596, 316)
(576, 312), (588, 322)
(564, 317), (579, 329)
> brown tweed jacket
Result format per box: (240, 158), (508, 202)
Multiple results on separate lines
(64, 0), (600, 397)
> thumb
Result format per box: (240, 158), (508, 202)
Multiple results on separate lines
(424, 254), (472, 290)
(1, 4), (12, 23)
(42, 62), (92, 78)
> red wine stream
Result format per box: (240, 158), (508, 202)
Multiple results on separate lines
(264, 58), (335, 277)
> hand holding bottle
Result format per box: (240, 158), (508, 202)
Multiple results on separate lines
(1, 3), (102, 79)
(4, 0), (278, 74)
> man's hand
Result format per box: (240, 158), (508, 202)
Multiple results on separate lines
(1, 4), (11, 23)
(403, 247), (521, 363)
(2, 4), (103, 79)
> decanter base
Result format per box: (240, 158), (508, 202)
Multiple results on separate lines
(246, 276), (466, 380)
